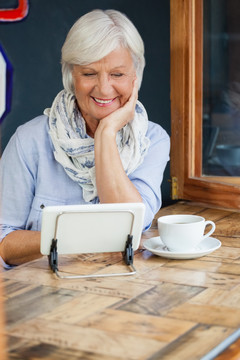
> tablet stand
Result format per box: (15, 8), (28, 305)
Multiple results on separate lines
(48, 234), (136, 279)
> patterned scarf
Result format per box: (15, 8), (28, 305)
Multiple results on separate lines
(44, 90), (150, 202)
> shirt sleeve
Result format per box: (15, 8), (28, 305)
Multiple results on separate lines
(129, 122), (170, 230)
(0, 128), (36, 242)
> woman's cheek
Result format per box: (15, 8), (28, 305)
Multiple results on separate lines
(120, 86), (133, 106)
(120, 95), (130, 107)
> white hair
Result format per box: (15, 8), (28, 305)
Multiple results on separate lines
(61, 9), (145, 93)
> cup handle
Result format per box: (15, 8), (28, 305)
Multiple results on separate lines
(202, 220), (216, 239)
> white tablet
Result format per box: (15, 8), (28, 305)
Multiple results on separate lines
(40, 202), (145, 256)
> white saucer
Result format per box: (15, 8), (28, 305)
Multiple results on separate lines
(143, 236), (221, 259)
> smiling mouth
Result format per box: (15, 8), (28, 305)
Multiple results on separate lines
(91, 97), (116, 106)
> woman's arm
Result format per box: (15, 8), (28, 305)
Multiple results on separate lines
(0, 230), (42, 266)
(94, 80), (142, 203)
(128, 124), (170, 229)
(0, 125), (43, 267)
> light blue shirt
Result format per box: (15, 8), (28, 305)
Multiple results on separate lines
(0, 115), (170, 267)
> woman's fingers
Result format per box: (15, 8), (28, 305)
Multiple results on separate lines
(97, 77), (138, 134)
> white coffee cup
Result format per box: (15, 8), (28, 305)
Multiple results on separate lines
(157, 214), (216, 252)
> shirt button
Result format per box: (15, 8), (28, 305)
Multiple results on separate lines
(40, 204), (45, 209)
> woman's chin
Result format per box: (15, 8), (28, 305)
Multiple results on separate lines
(93, 105), (119, 119)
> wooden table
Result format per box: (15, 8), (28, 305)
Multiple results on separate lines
(1, 201), (240, 360)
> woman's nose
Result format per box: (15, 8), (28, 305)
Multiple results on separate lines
(97, 74), (112, 95)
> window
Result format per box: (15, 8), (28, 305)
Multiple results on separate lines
(170, 0), (240, 209)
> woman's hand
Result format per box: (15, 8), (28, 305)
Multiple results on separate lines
(95, 78), (138, 136)
(94, 78), (142, 204)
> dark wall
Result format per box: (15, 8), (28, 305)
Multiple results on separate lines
(0, 0), (172, 205)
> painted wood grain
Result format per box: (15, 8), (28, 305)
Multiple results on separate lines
(166, 302), (240, 327)
(78, 308), (196, 342)
(148, 325), (234, 360)
(9, 318), (166, 360)
(2, 201), (240, 359)
(118, 282), (204, 316)
(140, 266), (240, 290)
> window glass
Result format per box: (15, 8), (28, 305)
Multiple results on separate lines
(203, 0), (240, 176)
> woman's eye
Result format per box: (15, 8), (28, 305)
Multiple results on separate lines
(111, 73), (124, 77)
(83, 73), (96, 77)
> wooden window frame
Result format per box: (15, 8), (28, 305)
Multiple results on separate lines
(170, 0), (240, 209)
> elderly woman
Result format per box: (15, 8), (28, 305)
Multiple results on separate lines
(0, 9), (170, 267)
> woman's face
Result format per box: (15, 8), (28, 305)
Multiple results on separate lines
(72, 47), (136, 133)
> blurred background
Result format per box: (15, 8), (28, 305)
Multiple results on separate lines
(0, 0), (172, 206)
